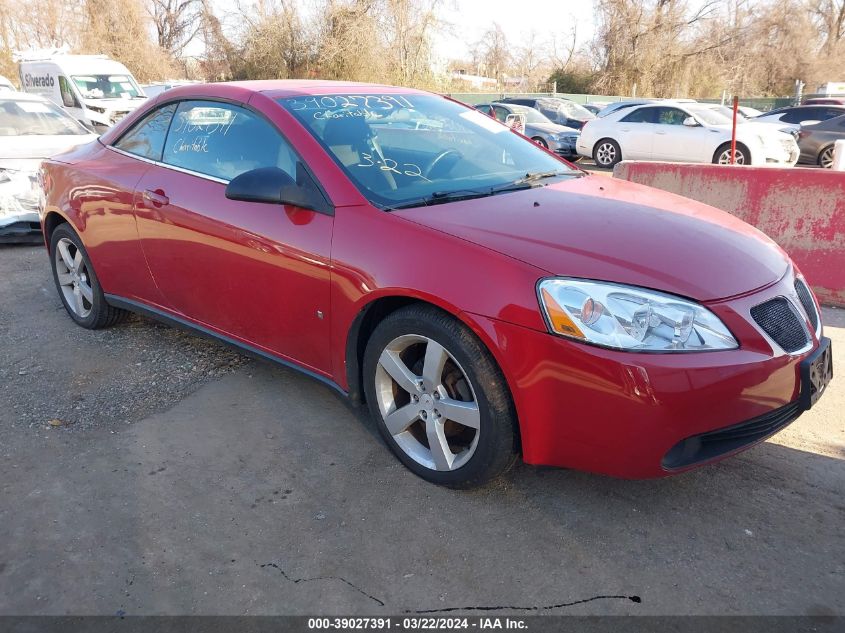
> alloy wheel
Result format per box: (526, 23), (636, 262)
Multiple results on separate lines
(54, 237), (94, 318)
(596, 142), (617, 166)
(717, 148), (746, 165)
(374, 334), (481, 471)
(820, 147), (834, 168)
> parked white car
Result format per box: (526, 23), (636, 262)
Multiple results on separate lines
(0, 75), (15, 92)
(578, 102), (799, 167)
(0, 92), (97, 241)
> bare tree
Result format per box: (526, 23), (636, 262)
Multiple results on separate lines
(148, 0), (201, 57)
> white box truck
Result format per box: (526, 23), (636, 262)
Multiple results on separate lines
(18, 53), (147, 133)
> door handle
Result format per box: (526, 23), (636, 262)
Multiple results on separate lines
(142, 189), (169, 207)
(656, 131), (667, 135)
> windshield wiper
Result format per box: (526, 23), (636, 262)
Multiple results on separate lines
(384, 171), (582, 211)
(385, 189), (493, 210)
(514, 170), (568, 185)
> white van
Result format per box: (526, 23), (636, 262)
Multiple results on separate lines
(18, 54), (147, 133)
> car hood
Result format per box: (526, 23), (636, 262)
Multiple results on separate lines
(706, 122), (792, 138)
(0, 135), (99, 168)
(82, 97), (146, 112)
(526, 121), (577, 135)
(396, 175), (789, 302)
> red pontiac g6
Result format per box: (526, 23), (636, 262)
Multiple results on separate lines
(39, 81), (833, 487)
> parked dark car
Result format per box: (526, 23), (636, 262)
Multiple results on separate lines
(753, 105), (845, 129)
(500, 97), (595, 129)
(474, 102), (580, 160)
(797, 113), (845, 167)
(802, 97), (845, 106)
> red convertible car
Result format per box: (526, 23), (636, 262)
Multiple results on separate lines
(39, 81), (832, 487)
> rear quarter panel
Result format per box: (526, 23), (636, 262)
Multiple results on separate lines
(42, 142), (164, 306)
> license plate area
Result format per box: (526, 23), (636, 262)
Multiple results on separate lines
(799, 337), (833, 410)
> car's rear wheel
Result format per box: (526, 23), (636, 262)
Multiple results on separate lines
(593, 139), (621, 168)
(532, 136), (548, 149)
(819, 145), (835, 168)
(362, 305), (518, 488)
(50, 224), (128, 329)
(713, 143), (750, 165)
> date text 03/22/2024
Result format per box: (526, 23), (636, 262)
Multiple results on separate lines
(307, 617), (528, 630)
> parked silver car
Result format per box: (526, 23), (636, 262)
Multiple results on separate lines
(797, 113), (845, 168)
(474, 102), (581, 161)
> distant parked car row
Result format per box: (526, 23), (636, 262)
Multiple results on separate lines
(473, 102), (581, 160)
(577, 101), (799, 167)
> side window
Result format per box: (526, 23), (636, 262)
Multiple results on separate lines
(162, 100), (291, 182)
(822, 108), (845, 120)
(114, 104), (177, 161)
(780, 109), (808, 124)
(620, 107), (655, 123)
(58, 76), (78, 108)
(653, 107), (687, 125)
(492, 106), (509, 123)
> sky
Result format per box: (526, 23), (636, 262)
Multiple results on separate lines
(433, 0), (596, 63)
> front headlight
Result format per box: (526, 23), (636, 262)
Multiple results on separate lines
(538, 278), (738, 352)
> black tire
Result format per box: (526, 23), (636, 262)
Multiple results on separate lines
(712, 142), (750, 165)
(362, 304), (518, 488)
(532, 136), (549, 149)
(592, 138), (621, 168)
(49, 224), (128, 329)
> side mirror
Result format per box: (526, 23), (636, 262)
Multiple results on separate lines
(682, 116), (699, 127)
(62, 91), (76, 108)
(225, 166), (330, 214)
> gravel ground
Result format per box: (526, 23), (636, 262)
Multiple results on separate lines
(0, 244), (248, 434)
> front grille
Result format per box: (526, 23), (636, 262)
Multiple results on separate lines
(794, 278), (819, 332)
(662, 400), (802, 470)
(750, 297), (808, 353)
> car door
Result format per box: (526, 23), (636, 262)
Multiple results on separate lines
(74, 104), (178, 306)
(650, 106), (708, 162)
(616, 106), (658, 159)
(132, 99), (335, 375)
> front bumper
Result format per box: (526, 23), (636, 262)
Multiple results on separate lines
(548, 137), (580, 159)
(758, 139), (800, 166)
(468, 271), (826, 478)
(0, 218), (42, 243)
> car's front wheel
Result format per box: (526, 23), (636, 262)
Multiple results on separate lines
(713, 143), (750, 165)
(50, 224), (128, 329)
(593, 139), (621, 168)
(363, 305), (518, 488)
(532, 136), (549, 149)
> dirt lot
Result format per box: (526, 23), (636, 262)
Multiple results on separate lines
(0, 244), (843, 616)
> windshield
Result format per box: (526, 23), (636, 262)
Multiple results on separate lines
(698, 105), (746, 123)
(279, 94), (577, 209)
(72, 74), (142, 100)
(686, 106), (737, 126)
(0, 98), (90, 136)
